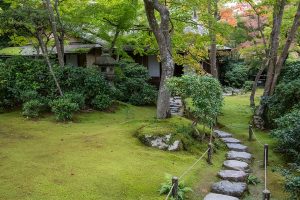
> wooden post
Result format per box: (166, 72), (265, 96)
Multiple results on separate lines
(207, 143), (212, 165)
(171, 176), (178, 199)
(264, 144), (269, 166)
(248, 124), (253, 141)
(262, 189), (271, 200)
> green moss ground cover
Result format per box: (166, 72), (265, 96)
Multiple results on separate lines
(218, 89), (288, 199)
(0, 104), (224, 200)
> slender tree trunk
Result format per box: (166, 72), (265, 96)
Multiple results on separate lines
(44, 0), (64, 67)
(54, 0), (64, 59)
(208, 0), (218, 78)
(270, 1), (300, 94)
(250, 59), (268, 107)
(36, 31), (63, 96)
(109, 28), (120, 55)
(143, 0), (174, 119)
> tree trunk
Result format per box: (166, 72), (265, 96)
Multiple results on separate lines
(36, 31), (63, 96)
(54, 0), (65, 60)
(143, 0), (174, 119)
(44, 0), (64, 67)
(208, 0), (218, 78)
(254, 0), (286, 128)
(270, 1), (300, 94)
(250, 60), (268, 107)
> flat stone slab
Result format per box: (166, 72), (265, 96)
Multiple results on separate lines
(223, 160), (249, 171)
(214, 130), (232, 138)
(203, 193), (239, 200)
(226, 143), (248, 152)
(227, 151), (252, 163)
(211, 180), (247, 197)
(218, 170), (247, 182)
(221, 137), (241, 144)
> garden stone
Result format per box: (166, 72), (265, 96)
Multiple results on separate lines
(226, 143), (248, 152)
(214, 130), (232, 138)
(142, 134), (181, 151)
(226, 151), (252, 163)
(211, 180), (247, 197)
(221, 137), (241, 144)
(223, 160), (249, 172)
(168, 140), (180, 151)
(203, 193), (239, 200)
(218, 170), (247, 182)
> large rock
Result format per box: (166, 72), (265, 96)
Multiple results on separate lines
(227, 151), (252, 163)
(218, 170), (247, 182)
(226, 143), (248, 152)
(221, 138), (241, 144)
(142, 134), (181, 151)
(223, 160), (249, 172)
(214, 130), (232, 138)
(211, 180), (247, 197)
(203, 193), (239, 200)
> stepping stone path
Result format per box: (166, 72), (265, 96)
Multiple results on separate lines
(203, 130), (253, 199)
(169, 96), (183, 116)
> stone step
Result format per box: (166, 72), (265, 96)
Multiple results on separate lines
(226, 143), (248, 152)
(203, 193), (239, 200)
(218, 170), (247, 182)
(226, 151), (252, 163)
(221, 137), (241, 144)
(211, 180), (247, 198)
(214, 130), (232, 138)
(223, 160), (249, 172)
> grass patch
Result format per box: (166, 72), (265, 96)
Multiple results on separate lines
(0, 104), (225, 200)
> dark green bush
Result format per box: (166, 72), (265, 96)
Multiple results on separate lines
(64, 92), (85, 109)
(22, 99), (43, 118)
(50, 98), (79, 121)
(91, 94), (112, 111)
(271, 109), (300, 163)
(266, 62), (300, 124)
(114, 60), (157, 105)
(224, 62), (249, 88)
(0, 57), (112, 118)
(242, 81), (253, 93)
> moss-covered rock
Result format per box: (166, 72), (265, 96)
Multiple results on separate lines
(136, 116), (210, 153)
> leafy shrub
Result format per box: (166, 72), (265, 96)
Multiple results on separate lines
(285, 176), (300, 200)
(266, 62), (300, 125)
(271, 109), (300, 163)
(91, 94), (112, 111)
(0, 57), (113, 117)
(224, 62), (249, 88)
(247, 174), (260, 185)
(114, 60), (157, 105)
(50, 98), (79, 121)
(22, 99), (43, 118)
(243, 81), (253, 93)
(64, 92), (85, 109)
(159, 174), (192, 200)
(167, 75), (223, 127)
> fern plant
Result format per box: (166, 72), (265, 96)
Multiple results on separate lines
(247, 174), (260, 185)
(159, 174), (193, 200)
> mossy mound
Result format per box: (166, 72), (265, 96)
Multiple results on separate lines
(136, 116), (211, 154)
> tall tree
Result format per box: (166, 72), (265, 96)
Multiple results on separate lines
(208, 0), (219, 78)
(254, 0), (300, 128)
(44, 0), (64, 67)
(143, 0), (174, 119)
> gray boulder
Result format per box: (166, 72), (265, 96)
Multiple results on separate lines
(211, 180), (247, 197)
(227, 151), (252, 163)
(218, 170), (247, 182)
(223, 160), (249, 172)
(203, 193), (239, 200)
